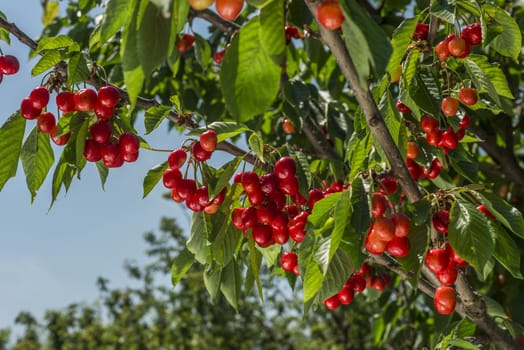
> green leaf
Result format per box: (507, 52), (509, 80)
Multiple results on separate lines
(315, 249), (353, 302)
(491, 222), (523, 279)
(97, 0), (135, 45)
(386, 16), (419, 78)
(203, 265), (222, 301)
(50, 155), (75, 206)
(75, 120), (89, 167)
(136, 1), (170, 77)
(20, 127), (55, 202)
(220, 258), (241, 311)
(430, 0), (455, 23)
(121, 6), (145, 109)
(220, 19), (281, 121)
(142, 161), (169, 198)
(0, 12), (11, 44)
(259, 0), (286, 64)
(171, 247), (195, 287)
(448, 201), (495, 274)
(248, 132), (265, 163)
(308, 192), (343, 228)
(95, 161), (108, 190)
(194, 34), (212, 70)
(346, 130), (371, 179)
(144, 106), (170, 134)
(465, 55), (514, 101)
(398, 223), (429, 287)
(294, 152), (312, 198)
(482, 4), (521, 60)
(340, 0), (392, 85)
(478, 192), (524, 240)
(37, 35), (77, 52)
(445, 339), (480, 350)
(31, 50), (61, 76)
(245, 237), (263, 299)
(258, 244), (281, 268)
(349, 177), (370, 235)
(187, 122), (251, 142)
(0, 113), (26, 191)
(187, 212), (212, 264)
(67, 52), (90, 85)
(212, 157), (241, 197)
(301, 236), (324, 303)
(42, 1), (59, 27)
(212, 215), (242, 266)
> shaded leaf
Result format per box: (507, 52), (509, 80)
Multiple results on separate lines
(0, 112), (26, 191)
(142, 161), (169, 198)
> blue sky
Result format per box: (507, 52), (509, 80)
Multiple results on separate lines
(0, 2), (195, 330)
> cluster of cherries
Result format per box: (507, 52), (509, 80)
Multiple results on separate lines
(323, 263), (391, 310)
(364, 178), (412, 258)
(188, 0), (244, 21)
(161, 130), (226, 213)
(435, 22), (482, 61)
(0, 53), (20, 83)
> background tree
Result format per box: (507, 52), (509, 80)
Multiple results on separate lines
(0, 0), (523, 348)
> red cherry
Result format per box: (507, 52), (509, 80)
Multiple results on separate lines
(371, 192), (387, 217)
(406, 158), (423, 181)
(168, 149), (187, 169)
(390, 212), (410, 237)
(308, 188), (325, 209)
(269, 189), (287, 210)
(119, 132), (140, 154)
(186, 195), (205, 212)
(97, 86), (120, 108)
(274, 156), (296, 180)
(281, 251), (298, 272)
(426, 129), (443, 147)
(252, 224), (274, 247)
(240, 207), (258, 229)
(215, 0), (244, 21)
(285, 25), (302, 44)
(29, 86), (50, 109)
(37, 111), (56, 133)
(421, 115), (438, 133)
(396, 100), (411, 114)
(171, 188), (185, 203)
(323, 295), (340, 310)
(272, 227), (290, 245)
(434, 286), (456, 315)
(177, 179), (197, 200)
(448, 37), (468, 57)
(371, 276), (386, 291)
(435, 40), (450, 60)
(441, 97), (459, 117)
(412, 23), (429, 40)
(94, 102), (115, 120)
(194, 186), (211, 207)
(259, 173), (279, 194)
(282, 118), (296, 134)
(232, 208), (246, 230)
(477, 204), (496, 221)
(192, 141), (212, 162)
(270, 211), (289, 233)
(176, 34), (195, 53)
(213, 50), (225, 65)
(425, 247), (450, 273)
(240, 171), (260, 193)
(316, 0), (344, 30)
(212, 188), (227, 206)
(101, 142), (123, 168)
(440, 128), (458, 149)
(461, 22), (481, 45)
(0, 55), (20, 75)
(74, 88), (98, 111)
(436, 264), (458, 285)
(162, 168), (182, 189)
(50, 126), (70, 146)
(83, 139), (102, 162)
(200, 129), (218, 152)
(407, 141), (419, 159)
(458, 87), (478, 106)
(386, 236), (410, 258)
(121, 151), (138, 163)
(56, 91), (76, 113)
(337, 288), (354, 305)
(373, 217), (395, 241)
(278, 176), (299, 196)
(257, 205), (276, 224)
(459, 114), (470, 129)
(380, 177), (398, 195)
(90, 120), (112, 144)
(432, 210), (450, 234)
(247, 188), (264, 206)
(446, 242), (467, 267)
(349, 274), (366, 293)
(426, 158), (444, 179)
(20, 98), (41, 120)
(289, 222), (306, 243)
(365, 229), (389, 255)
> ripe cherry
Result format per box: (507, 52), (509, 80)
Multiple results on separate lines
(380, 177), (398, 195)
(407, 141), (419, 159)
(426, 129), (443, 147)
(441, 97), (459, 117)
(162, 168), (182, 189)
(168, 149), (187, 169)
(406, 158), (423, 181)
(74, 88), (98, 112)
(425, 247), (450, 273)
(119, 132), (140, 154)
(260, 173), (279, 194)
(436, 264), (458, 285)
(396, 100), (411, 114)
(434, 285), (456, 315)
(308, 188), (324, 209)
(176, 34), (195, 53)
(177, 178), (197, 200)
(435, 39), (450, 60)
(121, 150), (139, 163)
(386, 236), (410, 258)
(461, 22), (481, 45)
(289, 222), (306, 243)
(337, 288), (354, 305)
(371, 192), (387, 217)
(213, 50), (225, 65)
(50, 126), (70, 146)
(215, 0), (244, 21)
(83, 139), (102, 162)
(252, 224), (274, 247)
(241, 207), (258, 229)
(432, 209), (450, 234)
(101, 142), (123, 168)
(446, 242), (467, 267)
(281, 252), (298, 272)
(90, 120), (112, 144)
(459, 114), (470, 129)
(94, 102), (115, 120)
(200, 129), (218, 152)
(458, 87), (478, 106)
(316, 0), (344, 30)
(56, 91), (76, 113)
(390, 212), (410, 237)
(477, 204), (495, 221)
(20, 98), (41, 120)
(282, 118), (296, 134)
(194, 186), (211, 207)
(29, 86), (50, 109)
(285, 25), (302, 44)
(278, 176), (299, 196)
(323, 295), (340, 310)
(426, 157), (444, 179)
(412, 23), (429, 41)
(97, 85), (120, 108)
(240, 171), (259, 193)
(192, 141), (212, 162)
(421, 115), (438, 133)
(373, 217), (395, 241)
(247, 188), (264, 206)
(274, 156), (296, 180)
(37, 111), (56, 133)
(0, 55), (19, 75)
(232, 208), (246, 230)
(272, 227), (290, 245)
(440, 128), (458, 149)
(448, 37), (468, 57)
